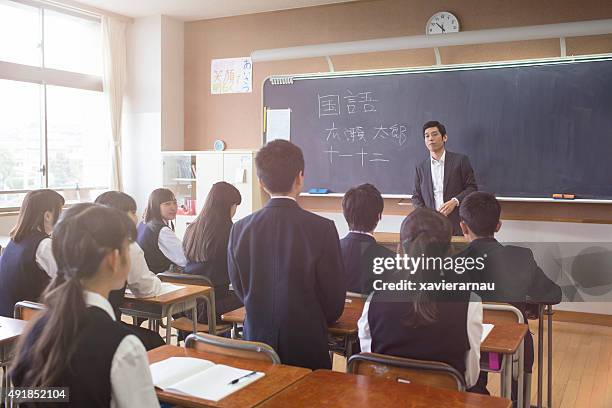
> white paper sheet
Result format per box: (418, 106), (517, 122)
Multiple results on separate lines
(266, 108), (291, 141)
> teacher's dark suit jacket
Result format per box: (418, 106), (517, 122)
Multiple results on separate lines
(228, 198), (346, 370)
(411, 150), (477, 235)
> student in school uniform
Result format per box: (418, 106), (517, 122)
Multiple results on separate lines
(10, 205), (159, 407)
(340, 183), (395, 295)
(95, 191), (162, 298)
(358, 208), (484, 390)
(137, 188), (187, 273)
(182, 182), (243, 324)
(64, 201), (165, 351)
(0, 189), (64, 317)
(228, 140), (346, 370)
(457, 191), (562, 396)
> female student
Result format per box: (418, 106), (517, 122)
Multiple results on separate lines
(0, 189), (64, 317)
(95, 191), (162, 297)
(10, 205), (159, 407)
(137, 188), (187, 273)
(358, 208), (483, 390)
(182, 182), (243, 323)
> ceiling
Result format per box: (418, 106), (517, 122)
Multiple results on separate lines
(74, 0), (359, 21)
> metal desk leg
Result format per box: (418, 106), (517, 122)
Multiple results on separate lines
(537, 304), (544, 408)
(200, 294), (216, 336)
(164, 304), (176, 344)
(546, 304), (553, 408)
(500, 354), (512, 400)
(192, 303), (198, 337)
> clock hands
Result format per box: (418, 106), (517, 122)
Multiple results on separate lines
(436, 22), (446, 33)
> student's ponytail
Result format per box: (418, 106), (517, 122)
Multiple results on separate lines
(10, 204), (135, 387)
(399, 208), (452, 327)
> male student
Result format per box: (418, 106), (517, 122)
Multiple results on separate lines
(228, 140), (346, 370)
(457, 191), (562, 395)
(340, 183), (395, 295)
(412, 120), (477, 235)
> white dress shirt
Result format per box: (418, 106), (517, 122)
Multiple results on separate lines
(357, 292), (483, 388)
(128, 243), (162, 297)
(431, 150), (446, 211)
(158, 227), (187, 268)
(35, 238), (57, 279)
(348, 231), (375, 239)
(270, 195), (297, 201)
(83, 291), (160, 408)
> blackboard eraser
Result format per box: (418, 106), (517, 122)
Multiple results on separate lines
(552, 194), (564, 199)
(562, 194), (575, 199)
(308, 188), (330, 194)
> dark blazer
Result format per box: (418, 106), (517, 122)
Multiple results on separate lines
(228, 198), (346, 370)
(459, 237), (562, 371)
(412, 150), (477, 235)
(340, 232), (395, 295)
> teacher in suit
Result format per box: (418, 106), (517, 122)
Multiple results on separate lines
(412, 121), (477, 236)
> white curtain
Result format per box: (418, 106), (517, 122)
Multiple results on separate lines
(101, 16), (127, 191)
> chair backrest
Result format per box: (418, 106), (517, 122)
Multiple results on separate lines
(14, 301), (46, 321)
(347, 352), (466, 391)
(483, 303), (524, 324)
(185, 333), (281, 364)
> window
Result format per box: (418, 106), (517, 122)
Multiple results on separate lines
(0, 0), (109, 209)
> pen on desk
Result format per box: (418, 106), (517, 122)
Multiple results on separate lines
(227, 371), (258, 385)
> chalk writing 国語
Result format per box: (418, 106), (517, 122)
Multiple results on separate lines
(323, 146), (390, 166)
(318, 90), (379, 118)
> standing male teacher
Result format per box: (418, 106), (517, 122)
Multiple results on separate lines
(412, 120), (478, 236)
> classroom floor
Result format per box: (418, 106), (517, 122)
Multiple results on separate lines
(332, 320), (612, 408)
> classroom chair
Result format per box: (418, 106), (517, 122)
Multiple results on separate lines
(157, 272), (232, 337)
(184, 333), (281, 364)
(13, 301), (46, 321)
(347, 352), (466, 391)
(483, 302), (527, 408)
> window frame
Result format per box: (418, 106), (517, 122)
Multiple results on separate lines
(0, 0), (106, 211)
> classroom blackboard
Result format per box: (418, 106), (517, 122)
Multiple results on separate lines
(262, 57), (612, 199)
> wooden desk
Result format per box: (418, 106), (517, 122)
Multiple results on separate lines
(257, 370), (511, 408)
(222, 297), (366, 358)
(373, 232), (468, 253)
(482, 320), (529, 405)
(148, 345), (310, 408)
(121, 284), (211, 344)
(0, 316), (28, 403)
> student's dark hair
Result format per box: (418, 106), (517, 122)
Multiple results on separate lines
(459, 191), (501, 237)
(143, 188), (176, 227)
(9, 204), (135, 387)
(342, 183), (383, 232)
(399, 208), (452, 327)
(95, 191), (137, 213)
(422, 120), (446, 137)
(10, 189), (65, 242)
(183, 182), (242, 262)
(255, 140), (305, 194)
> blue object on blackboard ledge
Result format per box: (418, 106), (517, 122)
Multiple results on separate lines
(308, 188), (331, 194)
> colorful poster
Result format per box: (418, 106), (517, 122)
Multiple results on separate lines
(211, 57), (252, 94)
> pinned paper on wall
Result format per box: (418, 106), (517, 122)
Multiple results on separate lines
(266, 108), (291, 142)
(211, 57), (252, 94)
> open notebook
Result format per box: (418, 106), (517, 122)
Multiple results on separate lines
(482, 323), (494, 342)
(149, 357), (265, 402)
(125, 282), (184, 297)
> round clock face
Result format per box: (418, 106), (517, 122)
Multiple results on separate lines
(426, 12), (460, 35)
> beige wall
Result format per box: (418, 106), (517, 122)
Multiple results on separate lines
(184, 0), (612, 151)
(184, 0), (612, 222)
